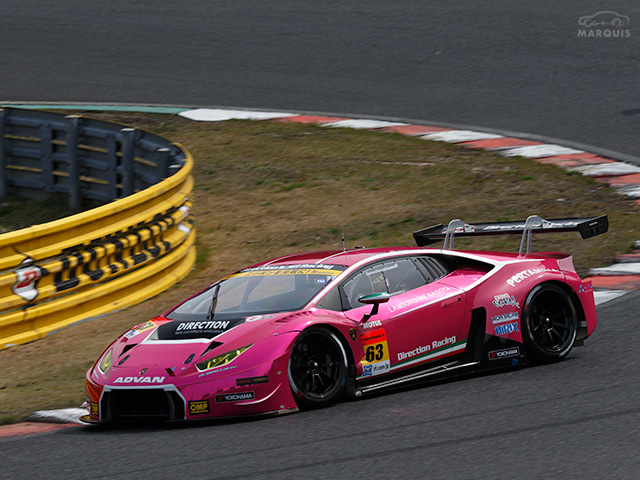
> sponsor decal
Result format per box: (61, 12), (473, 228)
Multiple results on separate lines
(156, 318), (243, 341)
(245, 315), (275, 322)
(124, 331), (140, 340)
(124, 320), (160, 339)
(232, 264), (345, 278)
(360, 328), (390, 377)
(244, 264), (342, 271)
(362, 319), (382, 330)
(432, 336), (456, 349)
(349, 328), (357, 341)
(236, 376), (269, 386)
(138, 321), (160, 332)
(91, 402), (99, 417)
(215, 392), (255, 403)
(387, 286), (453, 314)
(362, 362), (390, 377)
(176, 320), (230, 332)
(492, 293), (520, 309)
(398, 344), (431, 361)
(484, 220), (580, 232)
(454, 224), (475, 233)
(506, 267), (557, 287)
(488, 347), (521, 361)
(578, 283), (593, 294)
(12, 263), (44, 301)
(491, 311), (519, 325)
(198, 365), (237, 378)
(235, 268), (343, 277)
(361, 329), (387, 343)
(494, 322), (519, 336)
(113, 376), (165, 384)
(188, 400), (210, 415)
(397, 336), (456, 361)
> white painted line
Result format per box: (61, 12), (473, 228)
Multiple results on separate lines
(179, 109), (296, 122)
(594, 289), (628, 305)
(614, 185), (640, 199)
(569, 163), (640, 176)
(420, 130), (503, 143)
(499, 144), (584, 158)
(322, 119), (408, 129)
(589, 263), (640, 276)
(28, 408), (86, 424)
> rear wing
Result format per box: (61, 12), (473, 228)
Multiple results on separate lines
(413, 215), (608, 255)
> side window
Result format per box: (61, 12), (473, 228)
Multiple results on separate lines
(341, 258), (427, 309)
(416, 255), (456, 282)
(385, 259), (427, 294)
(316, 286), (343, 311)
(341, 270), (380, 309)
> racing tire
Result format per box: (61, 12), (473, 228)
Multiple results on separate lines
(288, 327), (348, 409)
(521, 283), (577, 363)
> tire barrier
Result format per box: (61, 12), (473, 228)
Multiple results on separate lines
(0, 108), (195, 349)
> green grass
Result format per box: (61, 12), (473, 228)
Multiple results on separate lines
(0, 195), (78, 233)
(0, 111), (638, 424)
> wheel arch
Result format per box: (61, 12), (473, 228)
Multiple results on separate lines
(520, 280), (579, 363)
(302, 323), (359, 397)
(287, 323), (353, 408)
(532, 280), (587, 327)
(309, 323), (356, 370)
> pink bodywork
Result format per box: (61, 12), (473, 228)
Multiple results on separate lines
(85, 247), (597, 422)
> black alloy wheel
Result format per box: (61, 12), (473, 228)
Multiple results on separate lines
(288, 328), (348, 409)
(521, 283), (577, 363)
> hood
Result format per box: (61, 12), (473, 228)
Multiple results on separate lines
(103, 311), (314, 379)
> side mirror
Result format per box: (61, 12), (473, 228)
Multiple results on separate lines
(358, 292), (391, 321)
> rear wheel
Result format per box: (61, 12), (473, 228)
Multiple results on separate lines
(521, 284), (577, 363)
(288, 328), (348, 409)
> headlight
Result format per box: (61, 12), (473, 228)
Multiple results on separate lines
(196, 345), (252, 372)
(97, 348), (113, 374)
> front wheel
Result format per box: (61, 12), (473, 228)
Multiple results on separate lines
(288, 328), (348, 409)
(521, 284), (577, 363)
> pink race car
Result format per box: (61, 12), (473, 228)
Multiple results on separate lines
(82, 215), (607, 423)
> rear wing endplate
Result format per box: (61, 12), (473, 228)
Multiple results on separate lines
(413, 215), (608, 255)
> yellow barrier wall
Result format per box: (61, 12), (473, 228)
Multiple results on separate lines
(0, 144), (196, 349)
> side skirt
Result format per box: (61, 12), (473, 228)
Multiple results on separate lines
(357, 359), (480, 395)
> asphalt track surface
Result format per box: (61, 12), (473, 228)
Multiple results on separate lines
(1, 2), (639, 478)
(1, 291), (639, 479)
(1, 1), (639, 162)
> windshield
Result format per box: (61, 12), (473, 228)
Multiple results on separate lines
(166, 264), (346, 321)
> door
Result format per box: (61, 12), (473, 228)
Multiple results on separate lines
(341, 256), (467, 379)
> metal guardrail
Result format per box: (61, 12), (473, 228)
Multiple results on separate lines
(0, 107), (196, 349)
(0, 107), (184, 208)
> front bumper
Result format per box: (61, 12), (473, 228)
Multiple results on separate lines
(83, 351), (298, 423)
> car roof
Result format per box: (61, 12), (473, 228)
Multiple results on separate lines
(242, 246), (565, 272)
(247, 247), (420, 269)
